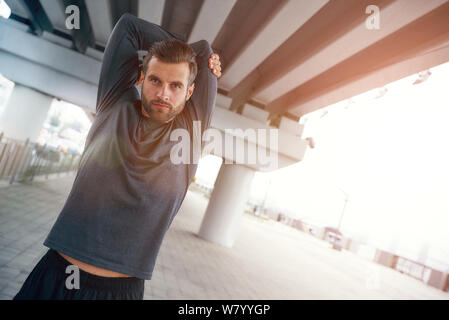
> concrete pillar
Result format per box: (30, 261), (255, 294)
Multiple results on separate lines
(425, 269), (447, 291)
(340, 237), (352, 251)
(374, 249), (398, 268)
(198, 163), (255, 247)
(0, 84), (52, 142)
(348, 240), (359, 254)
(315, 227), (326, 240)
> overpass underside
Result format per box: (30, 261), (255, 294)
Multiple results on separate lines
(0, 0), (448, 247)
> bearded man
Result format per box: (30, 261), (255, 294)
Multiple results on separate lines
(14, 13), (221, 300)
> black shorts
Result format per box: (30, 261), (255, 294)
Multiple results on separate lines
(13, 249), (145, 300)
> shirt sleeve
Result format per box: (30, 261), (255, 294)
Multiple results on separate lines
(96, 13), (177, 114)
(182, 40), (218, 134)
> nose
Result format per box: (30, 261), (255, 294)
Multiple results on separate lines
(157, 84), (170, 102)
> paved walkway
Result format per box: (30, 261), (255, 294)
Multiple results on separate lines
(0, 174), (448, 300)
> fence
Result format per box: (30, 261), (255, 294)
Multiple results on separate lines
(0, 132), (81, 184)
(394, 256), (433, 282)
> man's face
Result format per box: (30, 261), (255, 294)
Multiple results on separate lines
(140, 57), (195, 123)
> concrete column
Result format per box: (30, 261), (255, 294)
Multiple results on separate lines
(0, 84), (52, 142)
(374, 249), (398, 268)
(198, 163), (255, 247)
(348, 240), (359, 254)
(425, 270), (448, 291)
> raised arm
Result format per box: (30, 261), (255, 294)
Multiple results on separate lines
(96, 13), (178, 113)
(183, 40), (218, 132)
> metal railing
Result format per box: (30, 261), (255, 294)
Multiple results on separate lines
(0, 132), (81, 184)
(394, 256), (432, 282)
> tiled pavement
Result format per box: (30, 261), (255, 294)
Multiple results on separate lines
(0, 174), (448, 300)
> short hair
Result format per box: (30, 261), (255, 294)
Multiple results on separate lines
(142, 38), (198, 87)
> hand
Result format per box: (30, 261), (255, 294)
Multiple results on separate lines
(208, 53), (222, 78)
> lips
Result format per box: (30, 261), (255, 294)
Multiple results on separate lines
(152, 102), (170, 111)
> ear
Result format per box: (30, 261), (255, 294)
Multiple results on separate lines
(186, 83), (195, 101)
(136, 71), (144, 86)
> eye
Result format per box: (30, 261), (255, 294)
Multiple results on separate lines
(172, 83), (181, 89)
(149, 77), (160, 84)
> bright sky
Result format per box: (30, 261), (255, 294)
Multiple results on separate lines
(47, 99), (92, 129)
(196, 61), (449, 271)
(45, 99), (92, 136)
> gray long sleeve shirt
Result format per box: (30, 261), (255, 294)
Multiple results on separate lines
(44, 13), (217, 279)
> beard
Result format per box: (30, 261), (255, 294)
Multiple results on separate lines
(141, 94), (187, 123)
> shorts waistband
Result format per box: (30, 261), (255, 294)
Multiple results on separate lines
(45, 249), (144, 292)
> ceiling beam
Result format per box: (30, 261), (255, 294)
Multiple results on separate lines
(219, 0), (328, 92)
(188, 0), (236, 44)
(164, 0), (203, 41)
(110, 0), (137, 27)
(138, 0), (165, 25)
(212, 0), (287, 78)
(39, 0), (67, 33)
(217, 88), (299, 122)
(290, 38), (449, 118)
(0, 18), (100, 84)
(17, 0), (53, 35)
(267, 1), (449, 114)
(161, 0), (175, 32)
(228, 0), (396, 112)
(0, 50), (98, 111)
(0, 18), (101, 110)
(62, 0), (95, 53)
(85, 0), (113, 47)
(254, 0), (448, 104)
